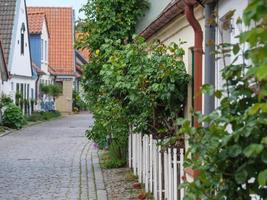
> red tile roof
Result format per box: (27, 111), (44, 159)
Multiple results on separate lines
(28, 12), (46, 34)
(28, 7), (75, 76)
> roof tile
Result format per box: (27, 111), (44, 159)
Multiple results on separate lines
(27, 7), (75, 76)
(0, 0), (17, 64)
(28, 12), (46, 34)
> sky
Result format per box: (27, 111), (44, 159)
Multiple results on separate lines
(26, 0), (88, 20)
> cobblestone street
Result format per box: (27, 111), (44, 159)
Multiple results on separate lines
(0, 113), (105, 200)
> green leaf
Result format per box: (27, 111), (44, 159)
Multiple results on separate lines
(261, 150), (267, 164)
(249, 103), (267, 115)
(228, 145), (242, 157)
(201, 84), (214, 95)
(233, 44), (240, 55)
(261, 137), (267, 145)
(235, 169), (248, 184)
(243, 144), (264, 157)
(258, 169), (267, 186)
(256, 64), (267, 81)
(214, 90), (222, 99)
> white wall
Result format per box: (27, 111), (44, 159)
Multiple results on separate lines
(9, 0), (32, 77)
(147, 6), (205, 120)
(4, 77), (35, 102)
(136, 0), (172, 34)
(40, 20), (53, 85)
(2, 0), (36, 105)
(41, 20), (49, 74)
(215, 0), (249, 108)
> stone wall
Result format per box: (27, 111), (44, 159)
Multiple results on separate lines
(55, 80), (73, 113)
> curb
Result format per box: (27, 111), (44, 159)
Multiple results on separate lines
(91, 148), (108, 200)
(0, 130), (12, 138)
(0, 116), (64, 138)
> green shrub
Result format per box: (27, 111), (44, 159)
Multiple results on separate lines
(40, 84), (62, 98)
(100, 150), (126, 169)
(41, 111), (61, 120)
(103, 158), (126, 169)
(3, 103), (26, 129)
(73, 90), (88, 111)
(26, 112), (41, 122)
(27, 111), (61, 122)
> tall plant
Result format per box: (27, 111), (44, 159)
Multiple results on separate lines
(79, 0), (190, 163)
(79, 0), (149, 161)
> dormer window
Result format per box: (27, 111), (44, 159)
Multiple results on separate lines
(20, 23), (25, 55)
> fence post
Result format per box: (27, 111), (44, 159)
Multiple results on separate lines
(164, 150), (168, 199)
(149, 135), (153, 192)
(168, 148), (173, 200)
(133, 134), (136, 175)
(128, 131), (132, 168)
(153, 140), (158, 200)
(180, 148), (184, 199)
(143, 135), (146, 185)
(158, 144), (162, 200)
(173, 148), (178, 200)
(145, 135), (149, 192)
(138, 134), (143, 183)
(137, 134), (140, 182)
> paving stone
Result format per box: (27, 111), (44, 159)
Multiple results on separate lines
(0, 113), (98, 200)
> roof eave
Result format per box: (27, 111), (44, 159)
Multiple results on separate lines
(140, 0), (185, 40)
(0, 41), (9, 81)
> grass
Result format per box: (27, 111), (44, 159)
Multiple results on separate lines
(99, 150), (126, 169)
(125, 171), (138, 182)
(27, 111), (61, 122)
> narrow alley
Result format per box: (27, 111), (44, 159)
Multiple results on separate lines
(0, 113), (105, 200)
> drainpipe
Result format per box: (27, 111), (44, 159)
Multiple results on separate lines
(184, 0), (203, 126)
(204, 2), (216, 117)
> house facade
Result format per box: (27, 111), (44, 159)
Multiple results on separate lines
(27, 12), (55, 111)
(137, 0), (250, 182)
(28, 7), (76, 114)
(0, 0), (36, 115)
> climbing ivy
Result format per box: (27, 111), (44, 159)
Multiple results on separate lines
(172, 0), (267, 199)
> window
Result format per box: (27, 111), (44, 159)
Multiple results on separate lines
(20, 84), (24, 98)
(31, 88), (34, 100)
(11, 82), (14, 91)
(16, 83), (19, 93)
(45, 41), (48, 62)
(20, 23), (25, 55)
(41, 39), (44, 61)
(27, 84), (30, 100)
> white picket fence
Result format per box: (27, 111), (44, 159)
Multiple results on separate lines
(128, 133), (185, 200)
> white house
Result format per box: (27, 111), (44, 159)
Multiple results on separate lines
(0, 0), (36, 115)
(28, 11), (55, 111)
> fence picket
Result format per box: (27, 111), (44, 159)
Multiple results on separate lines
(164, 150), (168, 199)
(153, 140), (158, 200)
(168, 148), (172, 200)
(145, 136), (149, 192)
(180, 148), (184, 199)
(149, 135), (153, 193)
(173, 148), (178, 200)
(129, 133), (184, 200)
(158, 144), (162, 200)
